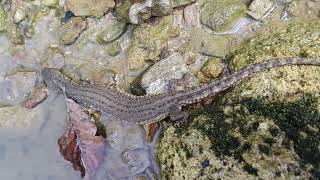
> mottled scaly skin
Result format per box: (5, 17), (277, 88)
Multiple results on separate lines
(42, 57), (320, 124)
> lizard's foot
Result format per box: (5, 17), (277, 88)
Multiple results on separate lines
(169, 107), (188, 127)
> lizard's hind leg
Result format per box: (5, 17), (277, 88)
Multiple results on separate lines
(168, 105), (188, 127)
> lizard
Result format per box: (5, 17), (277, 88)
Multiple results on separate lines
(42, 57), (320, 124)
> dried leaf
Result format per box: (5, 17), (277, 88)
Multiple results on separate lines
(58, 99), (106, 179)
(144, 122), (160, 143)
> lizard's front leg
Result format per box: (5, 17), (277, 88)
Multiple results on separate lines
(168, 105), (188, 127)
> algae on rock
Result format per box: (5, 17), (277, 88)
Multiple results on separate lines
(127, 16), (174, 71)
(200, 0), (246, 32)
(0, 5), (6, 32)
(157, 20), (320, 179)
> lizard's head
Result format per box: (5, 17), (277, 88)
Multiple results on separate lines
(41, 68), (73, 90)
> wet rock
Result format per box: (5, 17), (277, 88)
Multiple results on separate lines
(156, 120), (254, 179)
(197, 58), (224, 82)
(115, 0), (133, 22)
(0, 72), (37, 107)
(157, 20), (320, 179)
(105, 41), (122, 56)
(6, 23), (24, 44)
(172, 0), (196, 8)
(42, 46), (65, 69)
(127, 16), (174, 71)
(186, 28), (231, 57)
(13, 7), (26, 23)
(41, 0), (59, 7)
(286, 0), (320, 20)
(96, 20), (126, 44)
(230, 21), (320, 101)
(247, 0), (274, 20)
(141, 52), (195, 94)
(183, 3), (200, 28)
(0, 104), (42, 128)
(61, 17), (87, 45)
(66, 0), (115, 18)
(0, 5), (6, 32)
(200, 0), (246, 32)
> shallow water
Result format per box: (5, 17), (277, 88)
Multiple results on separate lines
(0, 95), (80, 180)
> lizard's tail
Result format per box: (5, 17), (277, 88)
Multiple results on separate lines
(177, 57), (320, 105)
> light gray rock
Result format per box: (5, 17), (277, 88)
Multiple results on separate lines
(0, 72), (37, 107)
(247, 0), (274, 20)
(141, 52), (197, 94)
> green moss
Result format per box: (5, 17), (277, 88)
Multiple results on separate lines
(240, 95), (320, 170)
(200, 0), (246, 32)
(0, 5), (7, 32)
(127, 16), (174, 71)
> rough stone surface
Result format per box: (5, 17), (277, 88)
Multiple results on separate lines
(198, 58), (224, 82)
(0, 104), (41, 128)
(0, 72), (37, 107)
(61, 17), (87, 45)
(141, 52), (195, 94)
(184, 28), (231, 57)
(66, 0), (115, 17)
(157, 20), (320, 179)
(200, 0), (246, 32)
(247, 0), (274, 20)
(127, 16), (174, 71)
(96, 20), (126, 44)
(0, 5), (6, 32)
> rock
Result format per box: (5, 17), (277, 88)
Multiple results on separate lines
(198, 58), (224, 82)
(66, 0), (115, 18)
(14, 7), (26, 23)
(61, 17), (87, 45)
(127, 16), (174, 71)
(115, 0), (133, 22)
(96, 20), (126, 44)
(183, 3), (200, 28)
(230, 20), (320, 101)
(200, 0), (246, 32)
(0, 72), (37, 107)
(105, 41), (122, 56)
(42, 46), (65, 69)
(6, 23), (24, 44)
(247, 0), (274, 20)
(157, 20), (320, 179)
(0, 104), (42, 128)
(41, 0), (59, 7)
(0, 5), (6, 32)
(172, 0), (196, 8)
(186, 28), (231, 57)
(141, 52), (197, 94)
(156, 120), (254, 179)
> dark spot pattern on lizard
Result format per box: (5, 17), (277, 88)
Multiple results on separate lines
(42, 57), (320, 124)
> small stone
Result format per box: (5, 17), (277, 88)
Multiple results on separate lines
(172, 0), (196, 7)
(41, 0), (59, 7)
(0, 72), (37, 107)
(96, 20), (126, 43)
(247, 0), (274, 20)
(200, 0), (246, 32)
(141, 52), (193, 94)
(0, 5), (6, 31)
(105, 41), (122, 56)
(66, 0), (115, 18)
(61, 17), (87, 45)
(25, 87), (48, 109)
(14, 8), (26, 23)
(200, 58), (224, 79)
